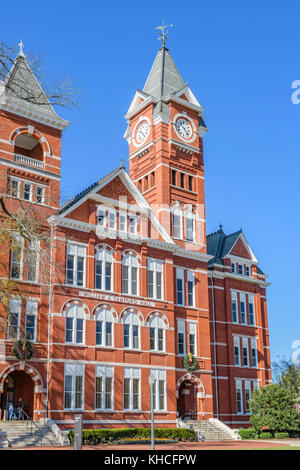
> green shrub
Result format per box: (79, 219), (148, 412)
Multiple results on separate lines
(68, 427), (196, 445)
(274, 432), (289, 439)
(239, 428), (256, 439)
(259, 432), (273, 439)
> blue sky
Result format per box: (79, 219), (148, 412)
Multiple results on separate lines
(2, 0), (299, 365)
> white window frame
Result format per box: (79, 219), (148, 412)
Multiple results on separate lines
(10, 235), (24, 280)
(26, 239), (39, 283)
(248, 294), (255, 326)
(108, 210), (116, 230)
(25, 299), (38, 341)
(188, 321), (197, 356)
(123, 368), (141, 411)
(95, 365), (114, 410)
(244, 380), (251, 414)
(122, 253), (139, 296)
(185, 209), (195, 242)
(177, 319), (186, 356)
(95, 246), (113, 292)
(147, 258), (164, 300)
(251, 338), (258, 368)
(231, 291), (238, 324)
(128, 215), (137, 234)
(10, 178), (20, 198)
(64, 363), (85, 411)
(66, 243), (86, 287)
(123, 311), (140, 350)
(240, 293), (247, 325)
(65, 304), (86, 345)
(7, 298), (21, 340)
(187, 271), (195, 307)
(149, 315), (165, 352)
(172, 205), (182, 239)
(149, 369), (167, 411)
(119, 212), (127, 232)
(233, 336), (241, 366)
(23, 182), (32, 201)
(242, 337), (249, 367)
(176, 268), (185, 306)
(97, 207), (107, 227)
(36, 185), (45, 204)
(95, 308), (114, 347)
(236, 380), (243, 415)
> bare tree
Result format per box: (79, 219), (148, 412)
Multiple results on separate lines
(0, 41), (80, 108)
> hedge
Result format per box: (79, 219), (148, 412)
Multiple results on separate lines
(259, 432), (273, 439)
(274, 432), (289, 439)
(239, 428), (257, 439)
(68, 428), (196, 445)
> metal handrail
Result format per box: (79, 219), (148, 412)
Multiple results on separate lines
(22, 409), (44, 445)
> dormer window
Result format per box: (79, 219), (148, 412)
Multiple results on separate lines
(231, 263), (236, 273)
(129, 215), (137, 234)
(238, 264), (243, 275)
(246, 266), (250, 277)
(97, 209), (106, 227)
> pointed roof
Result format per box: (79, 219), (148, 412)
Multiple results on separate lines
(0, 49), (69, 130)
(143, 46), (186, 98)
(207, 228), (259, 266)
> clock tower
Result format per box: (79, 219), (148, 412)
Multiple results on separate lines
(124, 43), (208, 251)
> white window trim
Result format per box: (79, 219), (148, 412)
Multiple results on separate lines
(10, 235), (24, 281)
(25, 299), (38, 342)
(123, 312), (141, 350)
(122, 253), (139, 296)
(64, 364), (85, 411)
(150, 369), (167, 412)
(66, 243), (86, 288)
(149, 316), (165, 353)
(95, 246), (114, 292)
(177, 319), (186, 356)
(147, 258), (164, 301)
(95, 366), (114, 411)
(123, 368), (141, 411)
(95, 308), (114, 348)
(65, 305), (86, 345)
(23, 182), (32, 201)
(176, 268), (185, 306)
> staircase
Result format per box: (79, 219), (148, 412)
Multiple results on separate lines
(0, 421), (63, 448)
(177, 418), (240, 441)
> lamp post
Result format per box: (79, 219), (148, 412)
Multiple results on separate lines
(148, 374), (155, 451)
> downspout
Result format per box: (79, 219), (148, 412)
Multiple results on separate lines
(211, 274), (219, 419)
(46, 221), (54, 418)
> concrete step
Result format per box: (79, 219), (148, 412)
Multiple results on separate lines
(0, 421), (61, 447)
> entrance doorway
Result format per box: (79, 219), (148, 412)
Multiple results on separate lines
(0, 370), (34, 420)
(177, 380), (197, 420)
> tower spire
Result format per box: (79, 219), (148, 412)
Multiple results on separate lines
(155, 19), (173, 47)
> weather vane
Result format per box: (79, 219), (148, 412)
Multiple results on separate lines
(155, 19), (173, 47)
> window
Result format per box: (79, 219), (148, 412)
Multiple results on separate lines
(251, 338), (257, 368)
(119, 213), (127, 232)
(188, 175), (193, 192)
(95, 308), (113, 347)
(180, 173), (185, 188)
(66, 244), (86, 287)
(231, 263), (236, 273)
(65, 304), (85, 344)
(124, 368), (140, 410)
(246, 266), (250, 277)
(188, 322), (197, 355)
(177, 319), (186, 355)
(64, 364), (84, 410)
(95, 246), (113, 291)
(242, 338), (249, 367)
(145, 175), (148, 191)
(147, 259), (163, 300)
(238, 264), (243, 275)
(26, 239), (39, 282)
(187, 271), (195, 307)
(231, 292), (238, 323)
(185, 210), (195, 242)
(23, 182), (32, 201)
(245, 381), (251, 413)
(122, 253), (139, 296)
(7, 298), (21, 340)
(10, 235), (23, 280)
(151, 172), (155, 187)
(36, 186), (44, 204)
(123, 311), (140, 349)
(236, 380), (243, 414)
(171, 169), (176, 186)
(149, 316), (165, 352)
(248, 295), (255, 326)
(108, 211), (116, 230)
(129, 215), (137, 234)
(97, 208), (106, 227)
(11, 179), (20, 198)
(150, 370), (166, 411)
(234, 336), (240, 366)
(240, 294), (246, 324)
(176, 268), (184, 306)
(25, 300), (38, 341)
(95, 366), (113, 410)
(172, 205), (182, 239)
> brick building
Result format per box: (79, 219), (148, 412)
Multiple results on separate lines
(0, 41), (271, 430)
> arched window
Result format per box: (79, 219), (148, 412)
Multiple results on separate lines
(123, 311), (140, 349)
(185, 207), (195, 242)
(122, 252), (139, 296)
(95, 308), (114, 347)
(95, 245), (114, 291)
(149, 315), (165, 352)
(65, 304), (85, 344)
(171, 204), (182, 239)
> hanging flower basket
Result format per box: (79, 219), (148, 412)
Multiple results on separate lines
(183, 353), (198, 372)
(13, 338), (34, 362)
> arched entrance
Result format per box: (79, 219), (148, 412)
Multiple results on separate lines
(177, 380), (197, 420)
(0, 370), (34, 420)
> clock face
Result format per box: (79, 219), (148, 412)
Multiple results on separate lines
(175, 118), (193, 140)
(136, 121), (150, 144)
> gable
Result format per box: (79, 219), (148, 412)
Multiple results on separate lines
(229, 236), (252, 259)
(97, 176), (136, 205)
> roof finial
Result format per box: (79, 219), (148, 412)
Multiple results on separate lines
(120, 157), (125, 168)
(219, 222), (223, 232)
(155, 19), (173, 47)
(18, 39), (25, 58)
